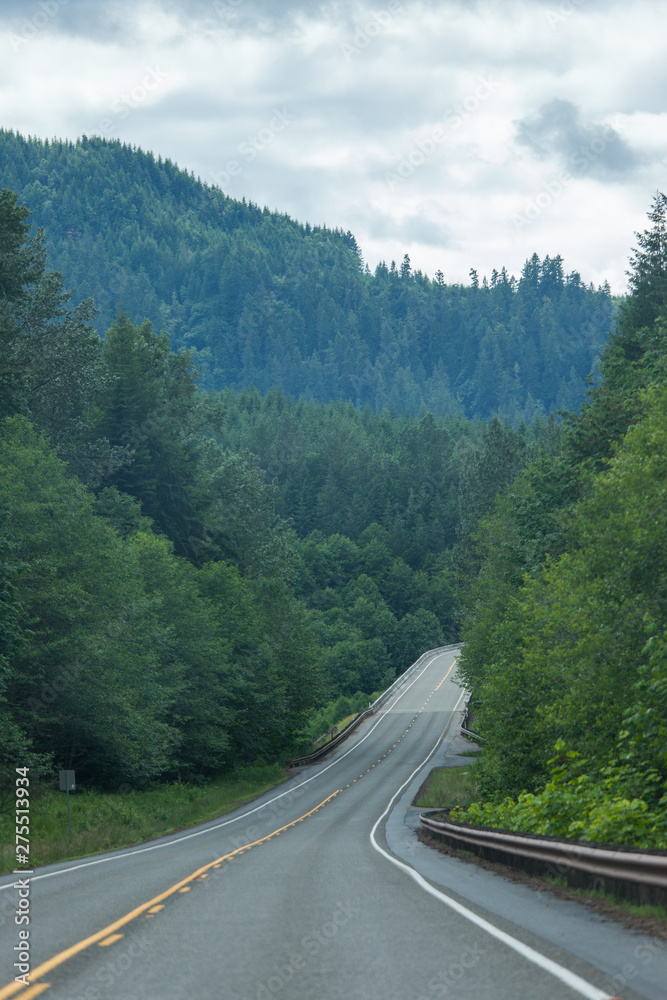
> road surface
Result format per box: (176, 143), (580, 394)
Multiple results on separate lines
(1, 647), (665, 1000)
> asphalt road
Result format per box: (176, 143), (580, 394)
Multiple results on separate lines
(1, 647), (666, 1000)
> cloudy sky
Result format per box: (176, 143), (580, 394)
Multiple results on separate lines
(1, 0), (666, 291)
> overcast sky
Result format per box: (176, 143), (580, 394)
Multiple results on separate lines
(1, 0), (665, 291)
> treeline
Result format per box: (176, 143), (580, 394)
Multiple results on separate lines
(0, 180), (565, 792)
(215, 388), (558, 697)
(0, 188), (320, 790)
(217, 388), (465, 560)
(0, 130), (612, 421)
(0, 184), (511, 792)
(455, 194), (667, 848)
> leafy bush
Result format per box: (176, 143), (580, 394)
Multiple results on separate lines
(452, 743), (667, 849)
(304, 691), (373, 744)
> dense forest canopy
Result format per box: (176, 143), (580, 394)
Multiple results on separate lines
(0, 129), (613, 422)
(0, 170), (557, 793)
(4, 126), (665, 854)
(454, 192), (667, 848)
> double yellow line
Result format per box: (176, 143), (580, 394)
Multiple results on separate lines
(3, 651), (461, 998)
(0, 790), (342, 999)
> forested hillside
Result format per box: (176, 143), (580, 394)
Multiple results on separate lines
(0, 186), (313, 790)
(5, 128), (662, 856)
(455, 193), (667, 849)
(1, 182), (546, 793)
(0, 130), (612, 421)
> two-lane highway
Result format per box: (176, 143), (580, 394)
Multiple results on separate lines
(1, 647), (665, 999)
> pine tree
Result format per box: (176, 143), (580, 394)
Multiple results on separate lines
(622, 191), (667, 334)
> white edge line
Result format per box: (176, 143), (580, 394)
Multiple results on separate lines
(0, 647), (459, 890)
(369, 692), (614, 1000)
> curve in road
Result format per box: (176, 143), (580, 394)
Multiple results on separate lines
(1, 647), (665, 1000)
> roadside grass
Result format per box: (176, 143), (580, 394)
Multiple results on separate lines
(0, 763), (287, 874)
(312, 712), (357, 748)
(540, 875), (667, 923)
(420, 833), (667, 937)
(415, 765), (479, 810)
(308, 688), (383, 750)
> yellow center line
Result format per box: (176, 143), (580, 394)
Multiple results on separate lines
(97, 934), (123, 947)
(3, 655), (461, 1000)
(0, 790), (342, 1000)
(13, 987), (50, 1000)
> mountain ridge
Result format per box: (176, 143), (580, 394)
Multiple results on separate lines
(0, 128), (613, 421)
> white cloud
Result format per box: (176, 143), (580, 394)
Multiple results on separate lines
(1, 0), (666, 292)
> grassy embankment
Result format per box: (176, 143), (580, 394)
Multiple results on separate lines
(415, 764), (479, 810)
(311, 712), (357, 749)
(307, 689), (383, 750)
(0, 763), (287, 874)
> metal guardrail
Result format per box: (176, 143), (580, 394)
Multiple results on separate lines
(460, 726), (484, 743)
(288, 644), (461, 767)
(460, 691), (485, 742)
(419, 812), (667, 904)
(288, 708), (374, 767)
(367, 643), (461, 715)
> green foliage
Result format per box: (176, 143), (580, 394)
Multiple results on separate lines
(320, 638), (391, 697)
(0, 176), (466, 795)
(94, 313), (208, 557)
(0, 187), (112, 486)
(464, 377), (667, 801)
(218, 390), (464, 563)
(0, 713), (53, 817)
(0, 195), (327, 784)
(0, 417), (178, 784)
(195, 562), (322, 761)
(129, 531), (234, 778)
(619, 191), (667, 337)
(456, 195), (667, 848)
(0, 188), (43, 299)
(416, 765), (478, 810)
(0, 522), (23, 672)
(0, 414), (325, 784)
(305, 691), (374, 744)
(12, 154), (665, 855)
(453, 745), (667, 849)
(455, 415), (533, 586)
